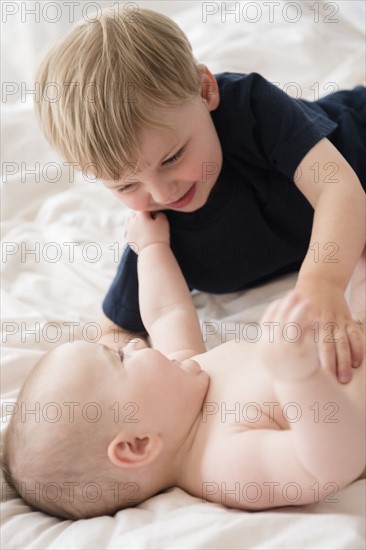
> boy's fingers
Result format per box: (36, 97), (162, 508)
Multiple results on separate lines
(336, 361), (352, 384)
(318, 336), (337, 378)
(347, 322), (364, 368)
(334, 331), (352, 383)
(318, 324), (356, 383)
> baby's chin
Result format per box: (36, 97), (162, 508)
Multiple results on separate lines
(179, 358), (203, 374)
(182, 359), (210, 398)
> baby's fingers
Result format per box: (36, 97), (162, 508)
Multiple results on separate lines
(260, 290), (303, 325)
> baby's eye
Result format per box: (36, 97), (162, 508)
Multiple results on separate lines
(117, 348), (124, 362)
(162, 147), (185, 166)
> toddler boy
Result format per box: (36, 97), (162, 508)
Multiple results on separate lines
(34, 6), (366, 383)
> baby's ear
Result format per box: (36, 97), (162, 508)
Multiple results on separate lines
(107, 433), (163, 469)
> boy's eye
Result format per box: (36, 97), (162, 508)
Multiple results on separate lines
(117, 182), (138, 194)
(162, 147), (185, 166)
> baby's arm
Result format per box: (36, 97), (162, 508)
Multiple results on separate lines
(259, 291), (365, 484)
(126, 212), (205, 357)
(207, 291), (364, 510)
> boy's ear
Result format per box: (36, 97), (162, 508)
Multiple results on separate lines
(198, 64), (220, 110)
(107, 432), (163, 469)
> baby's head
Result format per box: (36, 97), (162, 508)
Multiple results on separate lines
(35, 6), (201, 180)
(2, 340), (208, 519)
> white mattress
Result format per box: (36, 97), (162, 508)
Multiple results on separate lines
(1, 1), (365, 548)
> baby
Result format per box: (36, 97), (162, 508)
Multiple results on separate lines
(2, 213), (365, 520)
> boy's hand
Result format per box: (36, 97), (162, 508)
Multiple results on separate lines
(259, 291), (320, 382)
(126, 211), (170, 254)
(294, 280), (364, 384)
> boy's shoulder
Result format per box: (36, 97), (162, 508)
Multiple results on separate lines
(214, 72), (276, 103)
(210, 71), (295, 158)
(211, 71), (292, 135)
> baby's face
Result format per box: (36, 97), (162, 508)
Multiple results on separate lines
(103, 94), (223, 213)
(47, 340), (209, 436)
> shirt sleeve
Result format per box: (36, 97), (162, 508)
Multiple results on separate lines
(217, 72), (338, 181)
(102, 245), (145, 332)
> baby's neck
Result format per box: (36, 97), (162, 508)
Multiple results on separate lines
(170, 402), (208, 495)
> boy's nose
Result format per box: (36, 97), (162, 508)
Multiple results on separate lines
(149, 181), (179, 205)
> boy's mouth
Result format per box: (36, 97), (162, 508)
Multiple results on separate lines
(167, 183), (196, 208)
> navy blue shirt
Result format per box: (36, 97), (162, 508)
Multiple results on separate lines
(103, 72), (366, 332)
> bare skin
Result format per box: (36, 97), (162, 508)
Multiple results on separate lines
(98, 212), (365, 510)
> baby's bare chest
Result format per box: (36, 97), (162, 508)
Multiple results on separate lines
(197, 340), (291, 432)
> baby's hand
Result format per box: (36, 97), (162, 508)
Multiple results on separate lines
(259, 291), (320, 382)
(125, 211), (170, 254)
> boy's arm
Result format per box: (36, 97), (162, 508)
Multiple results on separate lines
(126, 212), (205, 357)
(205, 292), (365, 510)
(294, 137), (365, 382)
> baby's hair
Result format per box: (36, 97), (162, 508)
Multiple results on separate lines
(1, 347), (144, 519)
(34, 6), (203, 181)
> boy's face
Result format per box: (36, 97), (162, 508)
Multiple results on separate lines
(103, 92), (223, 213)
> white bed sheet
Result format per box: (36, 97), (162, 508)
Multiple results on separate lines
(1, 1), (365, 548)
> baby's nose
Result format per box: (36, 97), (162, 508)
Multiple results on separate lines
(125, 338), (147, 351)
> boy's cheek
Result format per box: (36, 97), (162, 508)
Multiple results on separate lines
(99, 182), (142, 210)
(190, 150), (222, 183)
(112, 191), (149, 212)
(119, 198), (146, 211)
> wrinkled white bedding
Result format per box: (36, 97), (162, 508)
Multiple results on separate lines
(1, 1), (365, 548)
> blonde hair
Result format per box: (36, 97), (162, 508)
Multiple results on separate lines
(34, 6), (203, 181)
(1, 348), (146, 519)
